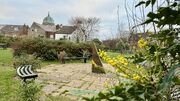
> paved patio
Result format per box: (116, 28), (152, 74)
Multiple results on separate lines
(36, 63), (118, 100)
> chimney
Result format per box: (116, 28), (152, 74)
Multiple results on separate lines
(56, 24), (60, 29)
(60, 24), (63, 28)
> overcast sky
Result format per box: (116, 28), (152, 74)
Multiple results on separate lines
(0, 0), (136, 40)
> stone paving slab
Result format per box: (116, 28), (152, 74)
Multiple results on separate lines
(66, 80), (85, 88)
(37, 63), (118, 101)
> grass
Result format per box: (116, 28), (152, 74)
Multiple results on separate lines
(0, 48), (89, 101)
(41, 60), (60, 67)
(0, 48), (13, 66)
(107, 51), (133, 58)
(0, 48), (20, 101)
(0, 48), (131, 101)
(0, 65), (20, 101)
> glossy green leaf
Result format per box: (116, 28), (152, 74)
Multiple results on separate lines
(138, 93), (145, 100)
(142, 19), (153, 24)
(171, 2), (177, 7)
(109, 96), (123, 101)
(151, 0), (156, 6)
(159, 64), (180, 92)
(146, 0), (151, 7)
(135, 1), (145, 7)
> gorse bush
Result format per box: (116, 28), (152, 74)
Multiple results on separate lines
(12, 37), (92, 60)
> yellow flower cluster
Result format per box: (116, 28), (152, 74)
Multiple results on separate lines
(98, 50), (148, 83)
(133, 74), (140, 81)
(121, 73), (128, 78)
(107, 59), (117, 66)
(99, 50), (107, 57)
(117, 56), (128, 66)
(99, 50), (128, 67)
(138, 38), (147, 48)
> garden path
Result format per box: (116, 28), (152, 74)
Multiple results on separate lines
(36, 63), (119, 101)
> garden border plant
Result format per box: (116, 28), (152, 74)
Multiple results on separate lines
(17, 80), (41, 101)
(11, 37), (93, 61)
(84, 0), (180, 100)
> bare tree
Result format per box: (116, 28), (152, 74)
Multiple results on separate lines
(124, 0), (147, 34)
(69, 16), (100, 42)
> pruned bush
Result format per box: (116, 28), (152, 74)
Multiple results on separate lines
(18, 80), (41, 101)
(115, 41), (130, 53)
(11, 37), (92, 60)
(0, 35), (18, 47)
(13, 54), (41, 70)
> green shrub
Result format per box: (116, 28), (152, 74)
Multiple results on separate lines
(0, 35), (18, 47)
(84, 81), (163, 101)
(84, 0), (180, 100)
(18, 80), (41, 101)
(13, 54), (41, 70)
(115, 41), (130, 53)
(12, 37), (92, 60)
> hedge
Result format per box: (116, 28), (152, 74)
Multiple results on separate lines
(11, 37), (92, 60)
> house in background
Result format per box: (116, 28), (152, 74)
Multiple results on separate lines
(0, 24), (29, 37)
(55, 25), (76, 40)
(0, 12), (86, 41)
(29, 22), (56, 39)
(29, 13), (81, 41)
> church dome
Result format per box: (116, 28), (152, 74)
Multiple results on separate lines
(42, 12), (55, 25)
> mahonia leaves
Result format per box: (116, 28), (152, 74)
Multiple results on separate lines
(137, 0), (179, 27)
(135, 0), (157, 7)
(135, 1), (145, 7)
(159, 64), (180, 92)
(146, 0), (151, 7)
(151, 0), (156, 6)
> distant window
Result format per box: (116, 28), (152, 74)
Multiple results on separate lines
(50, 35), (54, 39)
(35, 29), (37, 32)
(13, 34), (17, 37)
(14, 27), (18, 31)
(63, 36), (66, 39)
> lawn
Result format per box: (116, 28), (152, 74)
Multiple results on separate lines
(0, 48), (13, 66)
(0, 48), (130, 101)
(107, 51), (132, 58)
(0, 65), (20, 101)
(0, 48), (20, 101)
(0, 48), (87, 101)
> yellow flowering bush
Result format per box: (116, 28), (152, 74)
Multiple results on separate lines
(99, 50), (149, 83)
(85, 1), (180, 100)
(138, 37), (147, 48)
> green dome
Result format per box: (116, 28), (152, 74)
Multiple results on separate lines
(42, 13), (55, 25)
